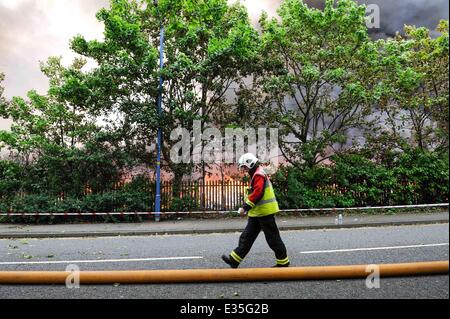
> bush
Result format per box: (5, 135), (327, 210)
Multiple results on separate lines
(1, 148), (447, 220)
(331, 153), (398, 206)
(0, 160), (22, 198)
(272, 165), (355, 209)
(0, 191), (153, 214)
(271, 149), (449, 209)
(392, 149), (449, 204)
(169, 196), (199, 212)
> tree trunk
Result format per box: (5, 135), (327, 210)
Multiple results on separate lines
(172, 169), (183, 199)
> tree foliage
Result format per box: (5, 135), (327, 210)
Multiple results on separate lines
(0, 57), (134, 196)
(367, 21), (449, 156)
(0, 0), (448, 218)
(70, 0), (259, 190)
(243, 0), (378, 168)
(0, 73), (7, 110)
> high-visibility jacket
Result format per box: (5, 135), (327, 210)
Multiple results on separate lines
(244, 167), (280, 217)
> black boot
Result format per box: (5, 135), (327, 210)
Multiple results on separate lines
(222, 254), (240, 269)
(273, 262), (290, 268)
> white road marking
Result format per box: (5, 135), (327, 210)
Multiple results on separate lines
(300, 243), (449, 254)
(0, 256), (203, 265)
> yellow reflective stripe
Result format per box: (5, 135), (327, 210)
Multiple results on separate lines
(230, 251), (242, 263)
(245, 199), (255, 208)
(276, 257), (290, 265)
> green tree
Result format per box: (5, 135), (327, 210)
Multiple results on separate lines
(0, 73), (7, 111)
(70, 0), (259, 196)
(394, 21), (449, 151)
(372, 21), (449, 155)
(70, 0), (160, 171)
(0, 57), (132, 196)
(245, 0), (378, 169)
(1, 58), (92, 163)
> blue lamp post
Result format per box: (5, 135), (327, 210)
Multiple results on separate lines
(154, 0), (164, 222)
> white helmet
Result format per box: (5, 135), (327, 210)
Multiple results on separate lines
(238, 153), (259, 169)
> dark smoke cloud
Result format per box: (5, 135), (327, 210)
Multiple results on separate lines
(256, 0), (449, 37)
(359, 0), (449, 36)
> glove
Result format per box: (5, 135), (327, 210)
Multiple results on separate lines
(237, 207), (246, 216)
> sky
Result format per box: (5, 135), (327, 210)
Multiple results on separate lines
(0, 0), (448, 131)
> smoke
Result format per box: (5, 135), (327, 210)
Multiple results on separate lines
(247, 0), (448, 158)
(248, 0), (449, 37)
(358, 0), (449, 36)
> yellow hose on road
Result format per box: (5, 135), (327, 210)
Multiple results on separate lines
(0, 261), (447, 285)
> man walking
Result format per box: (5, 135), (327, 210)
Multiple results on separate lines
(222, 153), (290, 268)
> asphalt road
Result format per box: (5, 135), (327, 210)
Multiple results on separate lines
(0, 223), (448, 299)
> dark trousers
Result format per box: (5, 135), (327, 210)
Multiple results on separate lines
(233, 215), (288, 261)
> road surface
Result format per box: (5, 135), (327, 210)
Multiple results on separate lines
(0, 223), (448, 299)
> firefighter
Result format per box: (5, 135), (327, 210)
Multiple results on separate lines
(222, 153), (290, 268)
